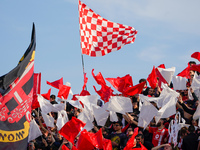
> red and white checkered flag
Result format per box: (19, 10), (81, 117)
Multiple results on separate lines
(79, 0), (138, 57)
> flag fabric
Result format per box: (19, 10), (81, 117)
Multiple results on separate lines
(76, 128), (104, 150)
(79, 0), (137, 57)
(147, 66), (158, 89)
(28, 119), (42, 142)
(157, 67), (175, 84)
(138, 100), (158, 130)
(102, 138), (112, 150)
(82, 73), (88, 90)
(92, 69), (106, 85)
(32, 73), (41, 110)
(106, 96), (133, 115)
(177, 63), (190, 79)
(59, 117), (86, 144)
(0, 24), (36, 150)
(93, 84), (113, 103)
(191, 52), (200, 61)
(123, 127), (138, 150)
(41, 88), (51, 100)
(157, 64), (166, 69)
(46, 77), (63, 89)
(57, 84), (71, 99)
(124, 81), (146, 96)
(190, 64), (200, 72)
(172, 76), (187, 90)
(105, 74), (133, 94)
(56, 110), (69, 131)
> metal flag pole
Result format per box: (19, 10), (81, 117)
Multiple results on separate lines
(81, 54), (87, 91)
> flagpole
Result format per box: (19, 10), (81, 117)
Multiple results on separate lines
(81, 54), (87, 91)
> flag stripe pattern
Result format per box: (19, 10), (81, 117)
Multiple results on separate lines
(79, 0), (137, 57)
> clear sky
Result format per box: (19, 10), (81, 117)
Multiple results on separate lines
(0, 0), (200, 99)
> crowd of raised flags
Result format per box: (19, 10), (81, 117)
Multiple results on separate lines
(1, 0), (200, 150)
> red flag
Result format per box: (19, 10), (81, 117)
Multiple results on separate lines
(122, 123), (130, 133)
(79, 0), (137, 57)
(93, 84), (113, 103)
(103, 139), (112, 150)
(124, 81), (146, 96)
(59, 117), (86, 144)
(155, 68), (168, 89)
(32, 73), (41, 109)
(80, 89), (90, 96)
(123, 127), (139, 150)
(92, 69), (106, 85)
(190, 64), (200, 72)
(46, 77), (63, 89)
(41, 88), (51, 100)
(147, 66), (157, 89)
(106, 74), (133, 94)
(177, 63), (190, 79)
(57, 84), (71, 99)
(191, 52), (200, 61)
(82, 73), (88, 90)
(157, 64), (166, 69)
(76, 128), (104, 150)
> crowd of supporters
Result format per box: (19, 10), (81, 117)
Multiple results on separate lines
(28, 61), (200, 150)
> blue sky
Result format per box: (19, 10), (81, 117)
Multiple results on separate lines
(0, 0), (200, 99)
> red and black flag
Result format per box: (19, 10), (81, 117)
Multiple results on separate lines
(0, 23), (36, 150)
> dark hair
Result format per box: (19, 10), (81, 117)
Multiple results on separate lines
(188, 125), (195, 133)
(139, 78), (146, 83)
(136, 133), (144, 139)
(113, 120), (123, 126)
(50, 94), (56, 100)
(189, 61), (196, 65)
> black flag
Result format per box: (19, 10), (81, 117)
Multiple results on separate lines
(0, 23), (36, 150)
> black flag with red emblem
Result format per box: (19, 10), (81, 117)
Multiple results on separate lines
(0, 23), (36, 150)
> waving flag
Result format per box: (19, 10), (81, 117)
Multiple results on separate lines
(147, 66), (158, 89)
(46, 77), (63, 89)
(191, 52), (200, 61)
(106, 74), (133, 94)
(0, 24), (36, 150)
(79, 0), (137, 57)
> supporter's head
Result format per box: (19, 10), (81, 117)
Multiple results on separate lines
(148, 88), (154, 96)
(47, 133), (53, 144)
(188, 125), (195, 133)
(50, 94), (56, 103)
(163, 144), (172, 150)
(74, 108), (81, 117)
(179, 127), (188, 138)
(28, 142), (35, 150)
(157, 118), (165, 127)
(113, 121), (123, 132)
(191, 119), (198, 127)
(126, 127), (134, 137)
(189, 61), (196, 67)
(190, 70), (195, 79)
(135, 134), (144, 145)
(131, 97), (138, 109)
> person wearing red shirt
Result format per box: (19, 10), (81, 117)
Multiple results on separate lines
(148, 119), (169, 147)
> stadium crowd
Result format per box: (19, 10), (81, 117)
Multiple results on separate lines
(27, 61), (200, 150)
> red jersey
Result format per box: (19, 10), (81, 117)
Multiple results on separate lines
(149, 127), (169, 147)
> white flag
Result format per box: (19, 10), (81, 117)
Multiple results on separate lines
(138, 100), (158, 129)
(28, 119), (42, 142)
(157, 67), (175, 84)
(172, 76), (187, 90)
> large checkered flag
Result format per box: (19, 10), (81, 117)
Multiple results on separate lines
(0, 23), (36, 150)
(79, 0), (137, 57)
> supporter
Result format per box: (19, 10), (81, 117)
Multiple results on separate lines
(135, 134), (154, 150)
(139, 78), (149, 96)
(50, 94), (58, 104)
(106, 120), (127, 150)
(177, 127), (188, 150)
(182, 125), (198, 150)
